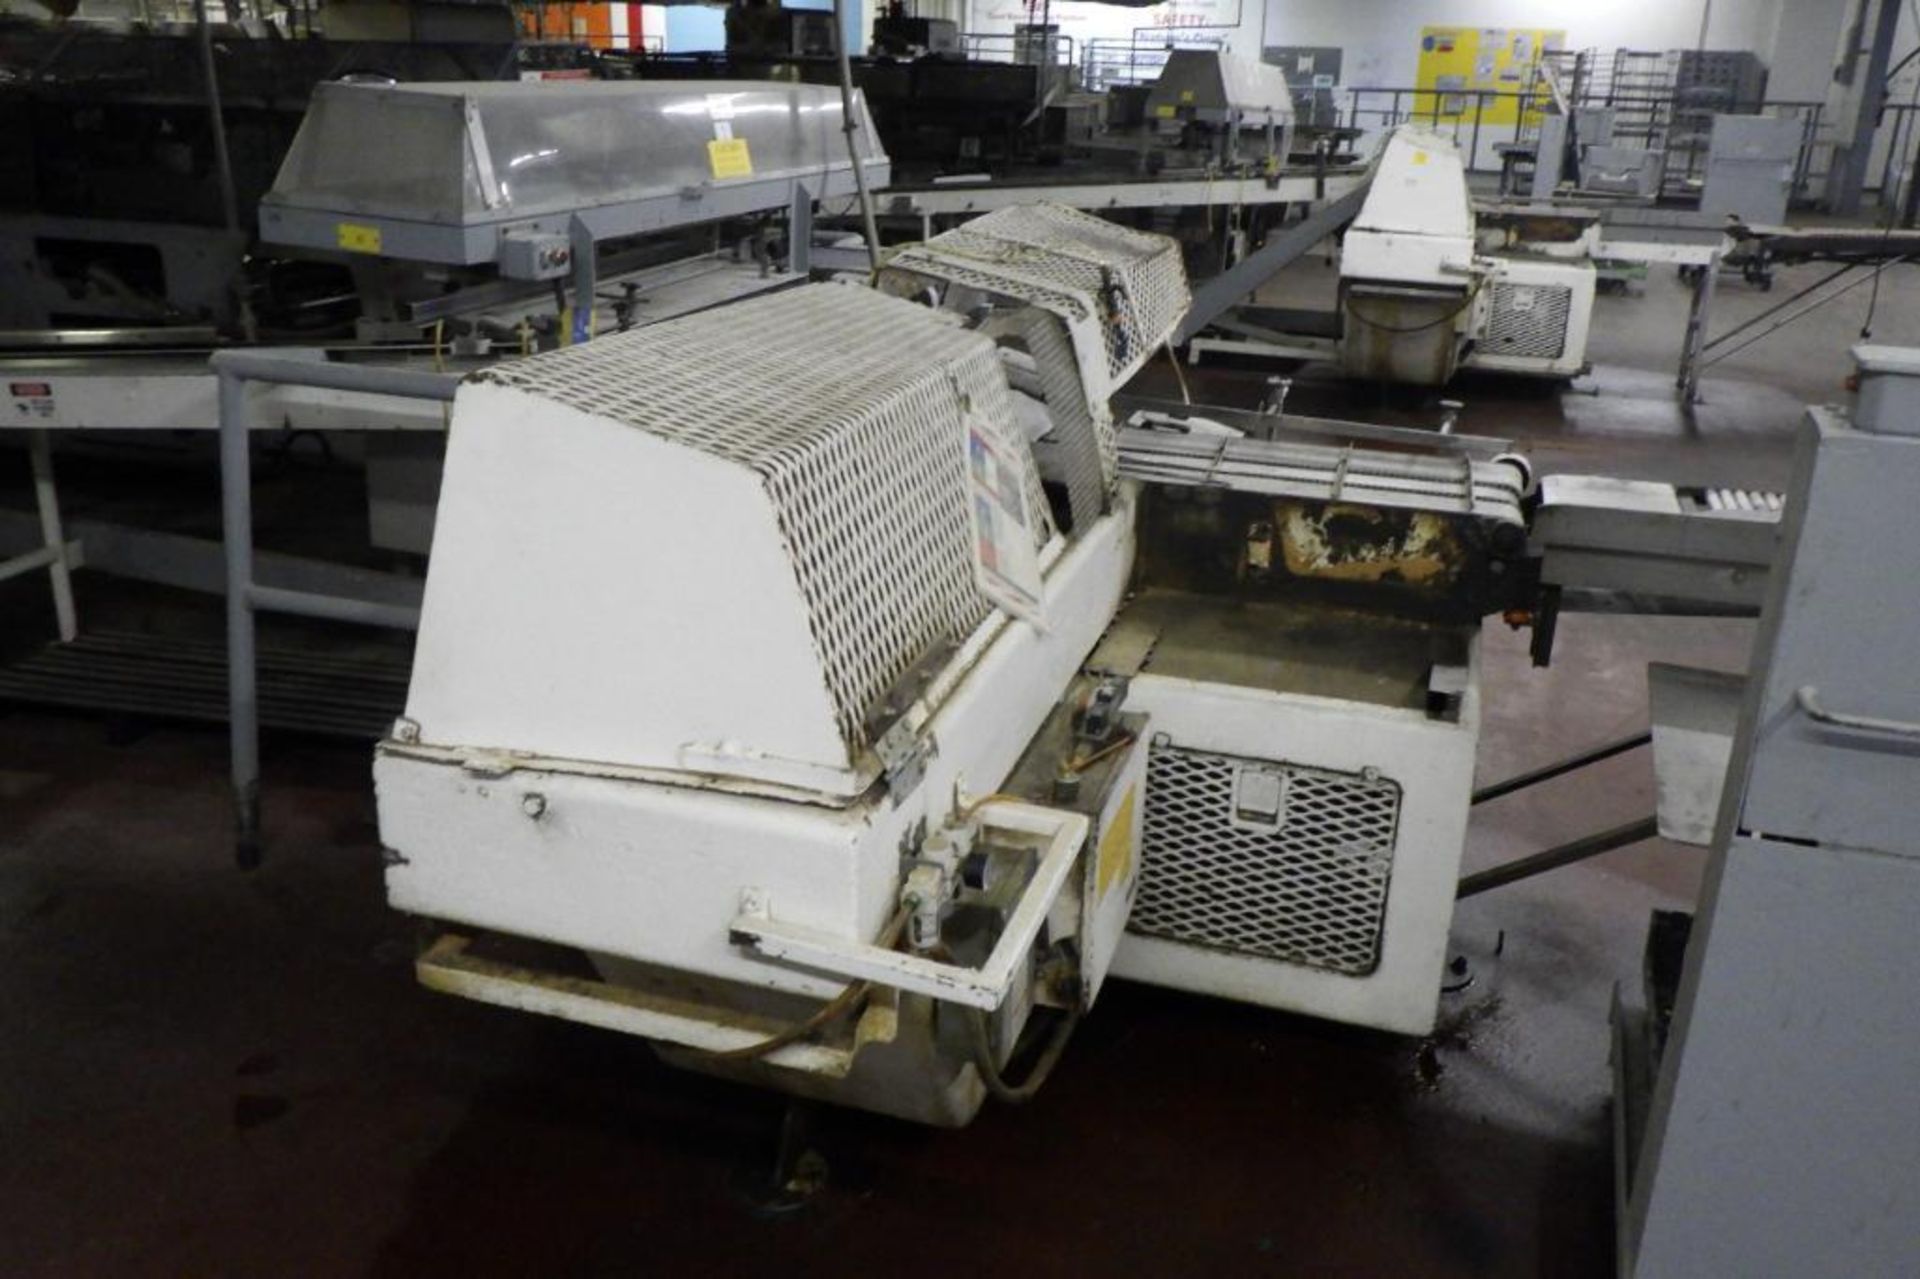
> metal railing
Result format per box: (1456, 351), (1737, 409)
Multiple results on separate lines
(958, 31), (1075, 68)
(1334, 85), (1920, 211)
(0, 432), (77, 645)
(1080, 31), (1222, 93)
(215, 349), (458, 867)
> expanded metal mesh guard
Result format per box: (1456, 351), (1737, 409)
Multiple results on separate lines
(1014, 308), (1112, 529)
(1484, 282), (1572, 361)
(884, 204), (1190, 390)
(479, 283), (1053, 752)
(1130, 744), (1402, 976)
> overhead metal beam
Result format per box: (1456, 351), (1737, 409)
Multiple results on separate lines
(1831, 0), (1905, 216)
(1175, 178), (1372, 344)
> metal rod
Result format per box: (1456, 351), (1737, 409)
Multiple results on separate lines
(0, 545), (63, 583)
(193, 0), (256, 342)
(218, 369), (260, 869)
(193, 0), (239, 239)
(1702, 263), (1901, 370)
(1703, 262), (1857, 350)
(1457, 816), (1661, 899)
(830, 0), (882, 274)
(207, 350), (463, 401)
(1678, 255), (1720, 404)
(27, 429), (76, 642)
(1472, 732), (1651, 805)
(247, 584), (421, 630)
(212, 350), (460, 868)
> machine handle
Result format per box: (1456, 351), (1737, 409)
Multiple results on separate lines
(730, 800), (1090, 1012)
(1795, 685), (1920, 740)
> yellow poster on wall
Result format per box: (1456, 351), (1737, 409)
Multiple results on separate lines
(1415, 26), (1566, 126)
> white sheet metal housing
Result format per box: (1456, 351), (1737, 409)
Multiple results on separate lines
(262, 80), (887, 259)
(1145, 50), (1295, 131)
(1341, 126), (1594, 383)
(376, 257), (1149, 1033)
(1344, 126), (1476, 283)
(883, 203), (1192, 406)
(376, 490), (1137, 1005)
(397, 282), (1052, 794)
(1109, 640), (1481, 1035)
(1466, 253), (1595, 379)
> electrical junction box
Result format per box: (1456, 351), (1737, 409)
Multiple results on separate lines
(498, 231), (573, 280)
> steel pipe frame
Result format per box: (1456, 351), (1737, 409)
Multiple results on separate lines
(1, 431), (78, 642)
(215, 350), (461, 868)
(1457, 816), (1661, 898)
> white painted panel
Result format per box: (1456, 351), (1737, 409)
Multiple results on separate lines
(1110, 641), (1480, 1035)
(404, 380), (851, 777)
(377, 752), (875, 999)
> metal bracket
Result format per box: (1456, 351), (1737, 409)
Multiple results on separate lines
(874, 717), (935, 800)
(464, 99), (505, 211)
(730, 800), (1089, 1011)
(418, 931), (887, 1076)
(863, 637), (959, 800)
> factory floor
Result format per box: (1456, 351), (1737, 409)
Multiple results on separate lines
(3, 250), (1915, 1277)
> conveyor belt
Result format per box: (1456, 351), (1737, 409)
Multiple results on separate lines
(1115, 423), (1530, 525)
(0, 629), (408, 738)
(1732, 226), (1920, 265)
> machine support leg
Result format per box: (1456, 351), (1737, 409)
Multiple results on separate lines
(1677, 256), (1719, 409)
(27, 430), (77, 642)
(218, 371), (261, 870)
(1457, 816), (1660, 899)
(208, 348), (457, 870)
(1472, 731), (1652, 805)
(567, 214), (595, 347)
(789, 181), (813, 277)
(734, 1099), (828, 1214)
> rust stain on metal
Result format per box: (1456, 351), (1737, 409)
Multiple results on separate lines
(1275, 501), (1462, 586)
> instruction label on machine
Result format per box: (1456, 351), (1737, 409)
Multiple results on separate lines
(705, 92), (754, 179)
(1095, 786), (1137, 899)
(962, 410), (1044, 624)
(335, 222), (383, 254)
(706, 137), (754, 180)
(10, 381), (55, 419)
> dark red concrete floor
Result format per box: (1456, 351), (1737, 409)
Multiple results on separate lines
(0, 596), (1738, 1277)
(3, 701), (1622, 1278)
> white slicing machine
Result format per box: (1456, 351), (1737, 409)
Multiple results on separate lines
(1341, 127), (1597, 385)
(375, 204), (1543, 1125)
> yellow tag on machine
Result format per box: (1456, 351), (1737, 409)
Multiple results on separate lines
(335, 222), (382, 254)
(707, 138), (753, 180)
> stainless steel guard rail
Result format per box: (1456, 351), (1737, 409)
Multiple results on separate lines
(214, 349), (462, 868)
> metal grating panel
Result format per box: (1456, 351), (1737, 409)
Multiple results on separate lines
(1484, 282), (1571, 361)
(1117, 426), (1529, 525)
(885, 204), (1191, 388)
(1130, 744), (1402, 975)
(479, 283), (1053, 751)
(1014, 308), (1111, 529)
(0, 629), (407, 738)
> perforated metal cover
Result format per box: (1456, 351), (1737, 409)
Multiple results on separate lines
(1130, 744), (1402, 976)
(1013, 308), (1111, 529)
(1484, 282), (1572, 361)
(884, 204), (1190, 391)
(479, 283), (1052, 751)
